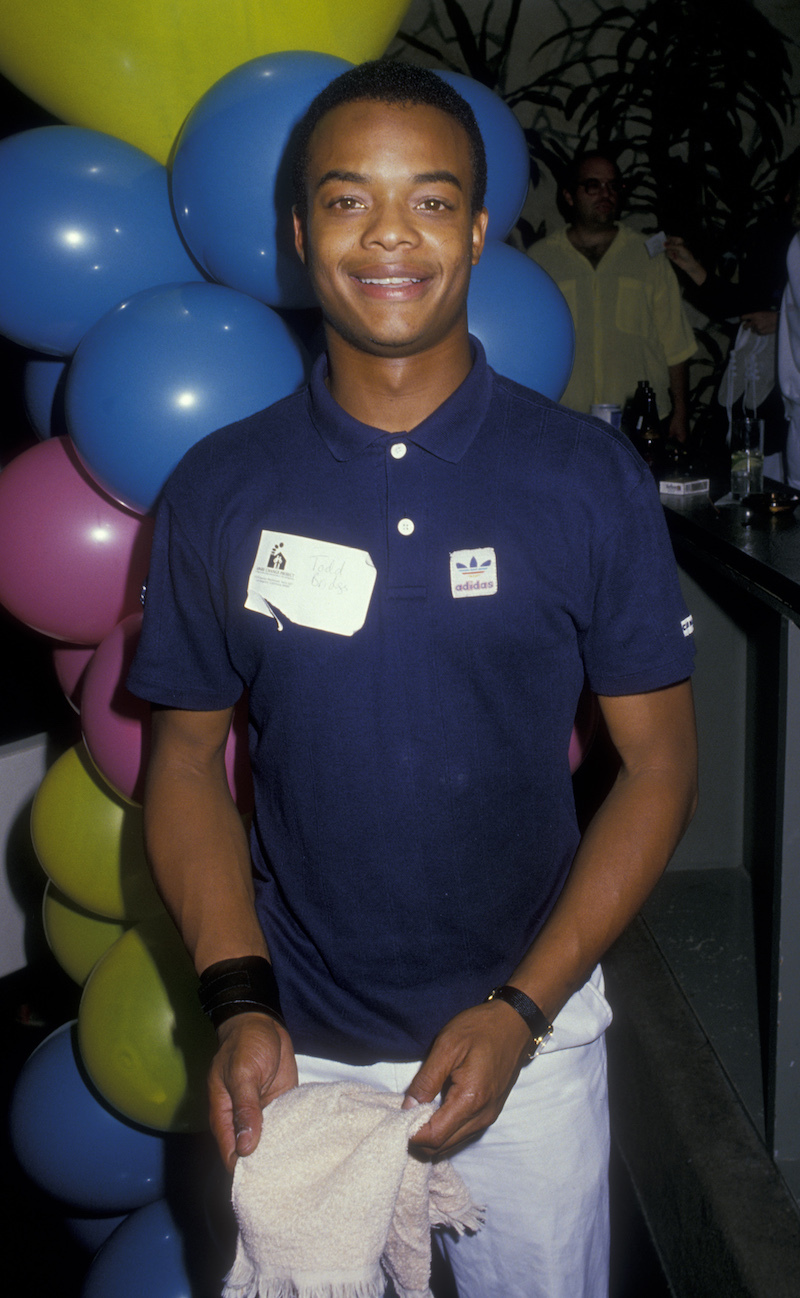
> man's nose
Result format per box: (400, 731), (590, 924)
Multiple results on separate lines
(363, 200), (417, 247)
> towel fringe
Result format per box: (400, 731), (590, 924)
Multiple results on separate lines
(223, 1250), (387, 1298)
(432, 1203), (485, 1235)
(224, 1280), (387, 1298)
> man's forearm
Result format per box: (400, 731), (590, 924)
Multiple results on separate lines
(144, 706), (298, 1171)
(144, 707), (268, 973)
(509, 757), (696, 1022)
(507, 682), (697, 1022)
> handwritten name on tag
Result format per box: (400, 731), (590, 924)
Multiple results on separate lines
(245, 531), (376, 636)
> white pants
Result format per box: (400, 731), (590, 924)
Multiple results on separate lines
(297, 967), (612, 1298)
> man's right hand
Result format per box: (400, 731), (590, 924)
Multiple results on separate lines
(664, 236), (707, 286)
(208, 1012), (298, 1173)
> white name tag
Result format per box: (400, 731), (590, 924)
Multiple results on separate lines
(450, 547), (498, 599)
(245, 531), (377, 636)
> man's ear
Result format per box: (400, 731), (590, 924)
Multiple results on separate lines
(293, 208), (306, 265)
(471, 207), (489, 266)
(562, 188), (575, 210)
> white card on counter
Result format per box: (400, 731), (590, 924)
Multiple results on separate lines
(245, 531), (376, 636)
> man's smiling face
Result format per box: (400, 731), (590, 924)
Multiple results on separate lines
(293, 99), (487, 359)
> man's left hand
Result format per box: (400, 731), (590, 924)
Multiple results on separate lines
(401, 999), (533, 1155)
(741, 310), (778, 336)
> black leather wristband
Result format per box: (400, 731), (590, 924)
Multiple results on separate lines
(198, 956), (286, 1032)
(485, 984), (553, 1059)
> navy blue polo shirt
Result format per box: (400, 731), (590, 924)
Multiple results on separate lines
(129, 340), (694, 1063)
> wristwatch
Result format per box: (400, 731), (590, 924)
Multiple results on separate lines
(485, 985), (553, 1060)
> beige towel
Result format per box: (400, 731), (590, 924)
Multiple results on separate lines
(222, 1081), (483, 1298)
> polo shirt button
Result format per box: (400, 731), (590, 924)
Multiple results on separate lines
(390, 442), (407, 459)
(397, 518), (415, 536)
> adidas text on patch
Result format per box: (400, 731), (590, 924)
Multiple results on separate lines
(450, 548), (498, 599)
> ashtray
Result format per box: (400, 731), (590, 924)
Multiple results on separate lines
(741, 488), (800, 516)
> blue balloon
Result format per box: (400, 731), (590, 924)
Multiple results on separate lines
(81, 1199), (228, 1298)
(66, 281), (309, 514)
(9, 1022), (168, 1214)
(467, 241), (575, 401)
(65, 1214), (128, 1254)
(171, 51), (352, 310)
(24, 353), (70, 439)
(81, 1202), (188, 1298)
(0, 126), (205, 356)
(437, 72), (531, 241)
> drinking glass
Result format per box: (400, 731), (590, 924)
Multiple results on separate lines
(730, 416), (764, 499)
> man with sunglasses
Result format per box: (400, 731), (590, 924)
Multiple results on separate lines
(531, 151), (696, 441)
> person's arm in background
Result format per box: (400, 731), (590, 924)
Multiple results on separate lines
(405, 679), (698, 1154)
(666, 235), (773, 332)
(667, 360), (690, 442)
(664, 238), (779, 337)
(665, 235), (707, 286)
(144, 705), (298, 1173)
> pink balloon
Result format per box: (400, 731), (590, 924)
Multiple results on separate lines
(52, 642), (97, 712)
(0, 437), (153, 644)
(569, 687), (599, 774)
(81, 612), (253, 810)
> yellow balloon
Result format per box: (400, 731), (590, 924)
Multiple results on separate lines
(30, 743), (163, 922)
(43, 881), (127, 986)
(78, 916), (216, 1132)
(0, 1), (412, 163)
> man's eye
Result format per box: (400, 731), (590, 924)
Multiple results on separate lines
(331, 197), (364, 210)
(417, 198), (448, 211)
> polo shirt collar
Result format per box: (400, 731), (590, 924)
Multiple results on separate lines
(307, 336), (494, 463)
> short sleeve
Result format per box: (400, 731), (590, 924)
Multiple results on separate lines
(127, 493), (244, 710)
(580, 471), (695, 696)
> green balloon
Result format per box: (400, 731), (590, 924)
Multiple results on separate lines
(31, 743), (162, 921)
(79, 915), (216, 1132)
(43, 882), (127, 985)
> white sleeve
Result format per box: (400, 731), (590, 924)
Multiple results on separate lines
(778, 233), (800, 402)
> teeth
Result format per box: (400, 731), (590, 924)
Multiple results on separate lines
(359, 277), (422, 285)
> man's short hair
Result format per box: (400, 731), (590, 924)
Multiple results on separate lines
(292, 60), (488, 218)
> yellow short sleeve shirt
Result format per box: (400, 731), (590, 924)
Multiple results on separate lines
(529, 224), (696, 418)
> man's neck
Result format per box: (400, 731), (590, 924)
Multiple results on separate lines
(324, 329), (474, 433)
(567, 222), (619, 267)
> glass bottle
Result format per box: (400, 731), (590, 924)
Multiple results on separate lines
(623, 379), (653, 439)
(634, 387), (664, 478)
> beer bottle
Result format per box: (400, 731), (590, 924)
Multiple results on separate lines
(634, 387), (664, 477)
(622, 379), (651, 440)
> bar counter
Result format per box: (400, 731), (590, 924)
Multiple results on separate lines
(650, 487), (800, 1198)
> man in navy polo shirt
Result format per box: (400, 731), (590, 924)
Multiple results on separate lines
(129, 62), (697, 1298)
